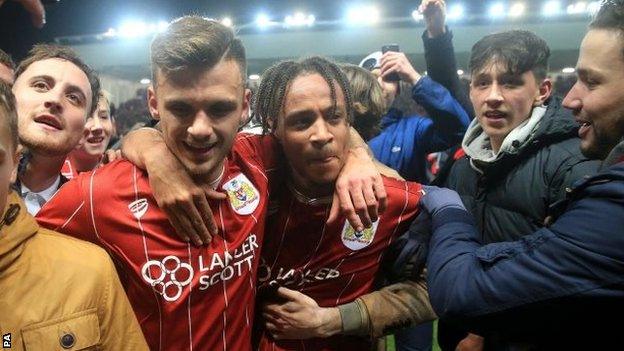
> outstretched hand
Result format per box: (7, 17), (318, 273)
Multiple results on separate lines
(262, 287), (341, 340)
(327, 147), (387, 232)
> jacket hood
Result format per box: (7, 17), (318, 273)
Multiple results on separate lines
(463, 97), (579, 171)
(0, 191), (38, 271)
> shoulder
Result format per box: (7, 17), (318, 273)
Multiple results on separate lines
(382, 176), (424, 200)
(28, 228), (114, 276)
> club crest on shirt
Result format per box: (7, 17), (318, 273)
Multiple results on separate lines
(222, 173), (260, 215)
(341, 219), (379, 250)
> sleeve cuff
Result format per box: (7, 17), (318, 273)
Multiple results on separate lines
(338, 299), (370, 335)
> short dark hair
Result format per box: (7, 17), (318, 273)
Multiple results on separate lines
(15, 44), (101, 116)
(151, 16), (246, 86)
(254, 56), (353, 135)
(590, 0), (624, 61)
(469, 30), (550, 81)
(0, 49), (15, 71)
(0, 81), (19, 150)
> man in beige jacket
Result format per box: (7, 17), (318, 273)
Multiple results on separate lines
(0, 81), (147, 350)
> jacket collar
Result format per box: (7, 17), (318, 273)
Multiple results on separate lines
(463, 105), (547, 172)
(603, 138), (624, 169)
(0, 191), (39, 271)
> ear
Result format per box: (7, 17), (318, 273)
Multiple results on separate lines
(10, 144), (22, 184)
(147, 85), (160, 121)
(534, 78), (552, 106)
(240, 88), (251, 127)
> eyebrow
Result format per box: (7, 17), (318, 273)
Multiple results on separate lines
(30, 74), (88, 102)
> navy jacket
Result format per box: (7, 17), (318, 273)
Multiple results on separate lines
(368, 76), (470, 183)
(427, 159), (624, 347)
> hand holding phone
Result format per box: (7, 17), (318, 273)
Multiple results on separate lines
(381, 44), (401, 82)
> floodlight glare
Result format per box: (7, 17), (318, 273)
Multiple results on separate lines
(411, 9), (424, 21)
(347, 5), (380, 25)
(284, 12), (315, 27)
(118, 20), (147, 38)
(140, 78), (151, 85)
(562, 67), (576, 74)
(457, 69), (464, 75)
(447, 4), (464, 20)
(509, 3), (525, 17)
(221, 17), (233, 27)
(542, 1), (562, 16)
(256, 13), (271, 29)
(103, 28), (116, 37)
(249, 74), (260, 80)
(488, 3), (505, 18)
(567, 1), (587, 14)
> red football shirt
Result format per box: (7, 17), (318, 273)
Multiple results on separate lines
(256, 176), (423, 351)
(37, 133), (280, 351)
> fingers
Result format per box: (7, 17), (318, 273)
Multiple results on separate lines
(373, 175), (387, 214)
(162, 207), (191, 244)
(195, 193), (216, 243)
(186, 195), (209, 245)
(276, 286), (302, 301)
(176, 203), (204, 246)
(350, 179), (373, 229)
(362, 179), (379, 222)
(336, 182), (364, 232)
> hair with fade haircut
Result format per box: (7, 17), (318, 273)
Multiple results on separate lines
(254, 56), (354, 135)
(340, 63), (385, 141)
(0, 49), (15, 71)
(150, 16), (246, 87)
(469, 30), (550, 81)
(14, 44), (101, 116)
(0, 81), (19, 150)
(590, 0), (624, 61)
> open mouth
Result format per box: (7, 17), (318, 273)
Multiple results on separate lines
(87, 136), (105, 144)
(184, 142), (216, 155)
(577, 119), (592, 138)
(34, 114), (62, 130)
(484, 110), (507, 119)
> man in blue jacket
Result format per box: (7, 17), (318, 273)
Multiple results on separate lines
(359, 50), (470, 183)
(421, 1), (624, 348)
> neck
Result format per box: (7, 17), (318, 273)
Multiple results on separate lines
(490, 137), (503, 153)
(193, 161), (226, 189)
(20, 152), (65, 192)
(289, 171), (334, 200)
(69, 152), (100, 173)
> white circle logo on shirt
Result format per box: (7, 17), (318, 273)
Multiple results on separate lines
(141, 255), (194, 302)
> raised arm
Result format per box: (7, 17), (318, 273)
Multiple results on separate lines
(420, 0), (474, 119)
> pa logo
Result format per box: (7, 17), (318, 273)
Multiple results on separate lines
(2, 333), (10, 348)
(141, 256), (194, 302)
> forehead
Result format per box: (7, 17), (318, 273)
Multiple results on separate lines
(578, 29), (624, 74)
(156, 59), (243, 101)
(283, 73), (344, 111)
(16, 58), (91, 92)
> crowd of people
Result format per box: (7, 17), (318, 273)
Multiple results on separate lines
(1, 0), (624, 350)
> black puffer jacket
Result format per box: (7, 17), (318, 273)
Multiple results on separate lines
(445, 97), (600, 244)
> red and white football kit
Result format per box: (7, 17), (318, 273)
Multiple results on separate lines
(256, 176), (423, 351)
(37, 133), (281, 351)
